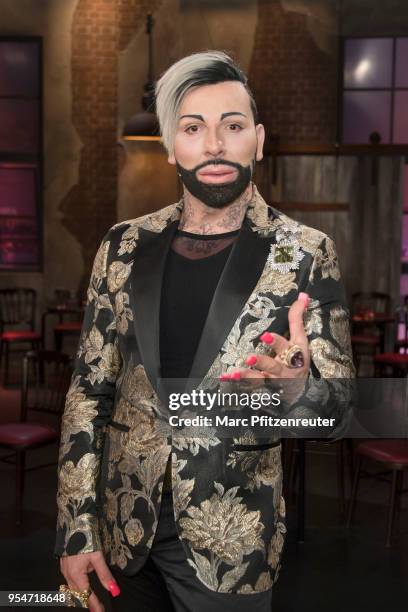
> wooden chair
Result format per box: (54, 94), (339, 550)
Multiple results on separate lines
(352, 292), (391, 315)
(0, 350), (72, 524)
(347, 440), (408, 547)
(54, 320), (83, 352)
(351, 292), (391, 375)
(283, 438), (354, 542)
(0, 289), (42, 387)
(374, 352), (408, 377)
(374, 299), (408, 376)
(393, 295), (408, 354)
(52, 290), (84, 353)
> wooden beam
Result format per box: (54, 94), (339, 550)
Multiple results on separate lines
(264, 143), (408, 156)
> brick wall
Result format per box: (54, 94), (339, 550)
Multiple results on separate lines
(61, 0), (338, 289)
(61, 0), (162, 291)
(249, 0), (338, 145)
(118, 0), (162, 51)
(61, 0), (119, 289)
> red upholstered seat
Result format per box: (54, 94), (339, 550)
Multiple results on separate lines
(54, 322), (82, 332)
(374, 352), (408, 364)
(357, 440), (408, 465)
(0, 423), (57, 448)
(1, 331), (41, 342)
(351, 334), (380, 345)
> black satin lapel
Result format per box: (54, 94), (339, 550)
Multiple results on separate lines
(129, 221), (179, 394)
(187, 219), (271, 388)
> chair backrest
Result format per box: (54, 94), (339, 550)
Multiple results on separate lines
(395, 295), (408, 347)
(21, 350), (72, 423)
(351, 292), (391, 315)
(0, 288), (37, 330)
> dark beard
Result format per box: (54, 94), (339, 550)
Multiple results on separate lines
(176, 159), (254, 209)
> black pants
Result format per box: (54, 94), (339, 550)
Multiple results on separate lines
(110, 490), (272, 612)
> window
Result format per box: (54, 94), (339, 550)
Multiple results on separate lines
(341, 37), (408, 145)
(0, 38), (42, 270)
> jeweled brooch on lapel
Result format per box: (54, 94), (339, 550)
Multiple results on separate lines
(267, 238), (305, 273)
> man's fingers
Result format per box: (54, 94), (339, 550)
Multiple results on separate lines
(223, 360), (284, 384)
(88, 591), (105, 612)
(64, 565), (101, 611)
(92, 554), (121, 598)
(257, 331), (288, 356)
(245, 354), (283, 376)
(288, 292), (309, 347)
(64, 566), (90, 592)
(234, 294), (311, 380)
(60, 552), (117, 609)
(220, 368), (271, 389)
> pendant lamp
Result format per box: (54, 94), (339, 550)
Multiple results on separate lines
(122, 14), (160, 141)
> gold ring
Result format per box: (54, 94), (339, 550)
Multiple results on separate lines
(256, 343), (277, 358)
(278, 344), (305, 369)
(59, 584), (92, 608)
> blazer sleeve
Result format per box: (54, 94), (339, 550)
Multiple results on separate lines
(304, 235), (355, 377)
(54, 232), (122, 557)
(280, 235), (356, 439)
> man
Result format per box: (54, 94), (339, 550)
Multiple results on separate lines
(55, 51), (354, 611)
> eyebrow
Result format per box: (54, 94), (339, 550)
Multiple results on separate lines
(178, 112), (247, 122)
(221, 112), (247, 120)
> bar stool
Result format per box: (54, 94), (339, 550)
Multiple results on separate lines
(347, 440), (408, 547)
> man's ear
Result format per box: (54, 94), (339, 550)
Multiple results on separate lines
(255, 124), (265, 162)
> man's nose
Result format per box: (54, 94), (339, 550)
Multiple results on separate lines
(204, 128), (225, 157)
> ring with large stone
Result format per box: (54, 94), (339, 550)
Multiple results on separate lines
(59, 584), (92, 608)
(278, 344), (305, 369)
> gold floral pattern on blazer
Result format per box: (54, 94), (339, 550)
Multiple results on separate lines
(55, 186), (355, 594)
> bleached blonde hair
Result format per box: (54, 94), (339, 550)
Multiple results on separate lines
(155, 50), (258, 156)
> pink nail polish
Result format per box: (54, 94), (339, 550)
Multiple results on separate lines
(260, 332), (274, 344)
(230, 371), (241, 380)
(108, 581), (121, 597)
(245, 355), (257, 366)
(298, 292), (310, 307)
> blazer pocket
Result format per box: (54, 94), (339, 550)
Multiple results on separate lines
(107, 420), (130, 432)
(97, 434), (111, 509)
(232, 441), (281, 451)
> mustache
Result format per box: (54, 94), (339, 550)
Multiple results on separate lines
(193, 159), (245, 173)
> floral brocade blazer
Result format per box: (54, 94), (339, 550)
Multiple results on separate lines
(55, 186), (355, 594)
